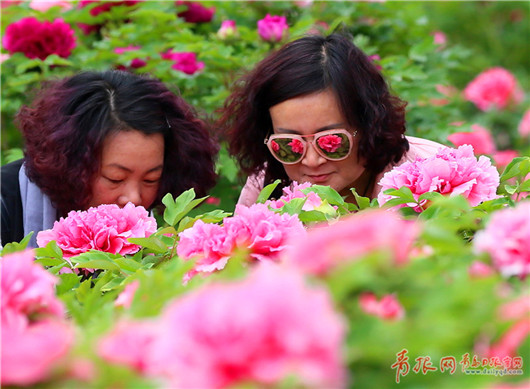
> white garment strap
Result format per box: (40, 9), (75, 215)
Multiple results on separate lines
(19, 164), (57, 247)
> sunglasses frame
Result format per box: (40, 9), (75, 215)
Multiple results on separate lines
(264, 129), (356, 165)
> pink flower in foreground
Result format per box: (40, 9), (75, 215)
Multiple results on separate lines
(378, 145), (500, 211)
(114, 280), (140, 308)
(2, 17), (76, 60)
(176, 1), (215, 23)
(499, 295), (530, 322)
(98, 320), (159, 373)
(359, 292), (405, 321)
(217, 19), (237, 39)
(266, 181), (323, 211)
(487, 319), (530, 359)
(161, 50), (204, 75)
(464, 67), (523, 111)
(519, 110), (530, 138)
(468, 260), (495, 279)
(257, 14), (288, 42)
(37, 203), (157, 258)
(473, 202), (530, 278)
(447, 124), (496, 155)
(148, 264), (347, 388)
(286, 208), (419, 275)
(29, 0), (73, 11)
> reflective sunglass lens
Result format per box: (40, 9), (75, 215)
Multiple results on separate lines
(316, 132), (350, 159)
(269, 137), (305, 163)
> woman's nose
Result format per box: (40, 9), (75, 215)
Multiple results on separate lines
(301, 142), (326, 167)
(117, 184), (142, 207)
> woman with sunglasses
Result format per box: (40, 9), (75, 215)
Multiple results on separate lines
(1, 70), (218, 247)
(219, 32), (444, 206)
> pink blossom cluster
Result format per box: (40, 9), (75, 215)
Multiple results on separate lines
(378, 145), (500, 211)
(266, 181), (323, 211)
(257, 14), (289, 42)
(114, 45), (148, 70)
(29, 0), (73, 11)
(37, 203), (157, 258)
(78, 0), (140, 34)
(473, 201), (530, 279)
(464, 67), (523, 111)
(519, 110), (530, 138)
(98, 265), (347, 388)
(2, 17), (76, 60)
(286, 208), (420, 275)
(176, 1), (215, 23)
(177, 203), (306, 280)
(358, 292), (405, 321)
(161, 49), (204, 75)
(1, 250), (73, 386)
(217, 20), (237, 39)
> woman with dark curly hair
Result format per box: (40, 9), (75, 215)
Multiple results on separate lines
(218, 33), (443, 206)
(1, 70), (218, 246)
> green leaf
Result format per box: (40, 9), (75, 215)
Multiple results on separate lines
(0, 232), (34, 256)
(128, 236), (168, 254)
(162, 189), (207, 226)
(257, 179), (281, 203)
(56, 273), (80, 295)
(500, 157), (530, 181)
(302, 185), (346, 206)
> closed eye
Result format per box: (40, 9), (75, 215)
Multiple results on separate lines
(105, 177), (123, 184)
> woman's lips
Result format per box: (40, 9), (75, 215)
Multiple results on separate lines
(306, 174), (331, 183)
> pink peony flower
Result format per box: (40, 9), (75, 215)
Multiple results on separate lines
(464, 67), (524, 111)
(487, 319), (530, 359)
(468, 260), (495, 279)
(114, 46), (147, 69)
(161, 50), (204, 75)
(217, 19), (237, 39)
(29, 0), (73, 11)
(317, 134), (342, 153)
(114, 280), (140, 308)
(176, 1), (215, 23)
(492, 150), (519, 170)
(266, 181), (323, 211)
(368, 54), (382, 70)
(288, 138), (304, 154)
(36, 203), (157, 258)
(499, 295), (530, 322)
(257, 14), (288, 42)
(98, 319), (159, 373)
(378, 145), (500, 211)
(148, 264), (347, 388)
(286, 208), (420, 275)
(447, 124), (496, 155)
(271, 140), (280, 152)
(359, 292), (405, 321)
(78, 1), (140, 34)
(518, 110), (530, 138)
(432, 31), (447, 46)
(1, 0), (23, 8)
(473, 202), (530, 278)
(2, 17), (76, 60)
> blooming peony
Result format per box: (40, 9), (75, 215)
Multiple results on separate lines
(78, 1), (140, 34)
(161, 50), (204, 75)
(257, 14), (288, 42)
(519, 110), (530, 138)
(114, 45), (147, 69)
(176, 1), (215, 23)
(487, 319), (530, 359)
(217, 19), (237, 39)
(266, 181), (323, 211)
(432, 30), (447, 46)
(447, 124), (496, 155)
(359, 292), (405, 321)
(464, 67), (523, 111)
(29, 0), (73, 11)
(147, 264), (347, 388)
(378, 145), (500, 211)
(2, 17), (76, 60)
(473, 202), (530, 278)
(36, 203), (157, 258)
(285, 208), (419, 275)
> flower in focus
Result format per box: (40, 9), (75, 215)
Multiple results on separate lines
(176, 1), (215, 23)
(266, 181), (323, 211)
(114, 46), (147, 69)
(518, 109), (530, 138)
(464, 67), (523, 111)
(257, 14), (289, 42)
(161, 50), (204, 75)
(147, 264), (347, 388)
(289, 138), (304, 154)
(378, 145), (500, 211)
(473, 201), (530, 279)
(2, 17), (76, 60)
(36, 203), (157, 258)
(29, 0), (73, 11)
(285, 208), (420, 275)
(447, 124), (496, 155)
(359, 292), (405, 321)
(217, 19), (237, 39)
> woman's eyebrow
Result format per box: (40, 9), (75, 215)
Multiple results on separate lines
(275, 123), (346, 134)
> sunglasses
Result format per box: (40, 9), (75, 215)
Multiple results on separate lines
(264, 129), (356, 165)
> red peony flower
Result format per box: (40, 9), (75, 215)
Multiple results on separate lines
(288, 138), (304, 154)
(2, 17), (76, 60)
(257, 14), (289, 42)
(176, 1), (215, 23)
(78, 1), (140, 34)
(161, 50), (204, 75)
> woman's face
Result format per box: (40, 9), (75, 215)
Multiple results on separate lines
(88, 130), (164, 210)
(269, 89), (367, 197)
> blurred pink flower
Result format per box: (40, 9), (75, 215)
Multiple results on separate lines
(257, 14), (289, 42)
(37, 203), (157, 258)
(161, 50), (204, 75)
(114, 280), (140, 308)
(2, 17), (76, 60)
(98, 319), (159, 373)
(487, 319), (530, 359)
(266, 181), (323, 211)
(114, 45), (147, 69)
(378, 145), (500, 211)
(473, 202), (530, 278)
(29, 0), (73, 11)
(447, 124), (496, 155)
(176, 1), (215, 23)
(518, 109), (530, 138)
(359, 292), (405, 321)
(205, 196), (221, 205)
(499, 295), (530, 321)
(78, 1), (140, 34)
(148, 264), (347, 388)
(286, 208), (419, 275)
(464, 67), (524, 111)
(217, 19), (237, 39)
(492, 149), (519, 170)
(468, 260), (495, 279)
(432, 31), (447, 46)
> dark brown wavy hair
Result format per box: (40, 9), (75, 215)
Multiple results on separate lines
(18, 70), (218, 215)
(218, 32), (409, 191)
